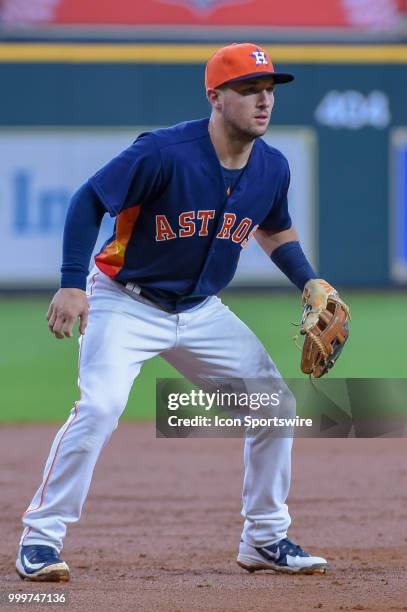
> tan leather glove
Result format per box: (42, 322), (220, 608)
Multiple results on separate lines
(299, 279), (351, 378)
(301, 279), (337, 332)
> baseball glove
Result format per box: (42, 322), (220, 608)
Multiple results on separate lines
(299, 279), (350, 378)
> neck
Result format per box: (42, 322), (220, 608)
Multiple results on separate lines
(208, 115), (255, 169)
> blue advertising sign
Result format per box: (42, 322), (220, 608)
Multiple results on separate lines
(391, 130), (407, 283)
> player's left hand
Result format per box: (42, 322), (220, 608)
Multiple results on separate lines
(301, 279), (336, 332)
(299, 278), (351, 378)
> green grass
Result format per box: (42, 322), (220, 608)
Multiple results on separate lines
(0, 291), (405, 422)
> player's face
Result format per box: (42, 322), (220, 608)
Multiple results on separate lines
(217, 77), (275, 139)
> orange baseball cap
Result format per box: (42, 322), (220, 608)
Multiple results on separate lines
(205, 43), (294, 90)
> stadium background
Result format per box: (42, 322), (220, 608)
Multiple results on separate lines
(0, 0), (406, 420)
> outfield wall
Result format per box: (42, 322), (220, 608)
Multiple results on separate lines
(0, 44), (406, 287)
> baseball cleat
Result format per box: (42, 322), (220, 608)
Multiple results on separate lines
(237, 538), (327, 574)
(16, 545), (70, 582)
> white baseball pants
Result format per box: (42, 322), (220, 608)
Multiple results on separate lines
(20, 269), (293, 551)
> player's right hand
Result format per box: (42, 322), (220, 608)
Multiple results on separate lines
(46, 288), (89, 340)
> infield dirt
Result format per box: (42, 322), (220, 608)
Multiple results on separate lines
(1, 424), (406, 611)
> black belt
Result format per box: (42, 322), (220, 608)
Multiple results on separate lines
(115, 280), (175, 313)
(116, 280), (208, 313)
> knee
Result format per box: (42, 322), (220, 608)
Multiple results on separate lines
(74, 390), (127, 447)
(88, 392), (127, 423)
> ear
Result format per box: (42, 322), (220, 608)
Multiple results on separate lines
(207, 88), (223, 110)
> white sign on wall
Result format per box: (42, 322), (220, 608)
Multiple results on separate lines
(315, 90), (391, 130)
(0, 127), (316, 288)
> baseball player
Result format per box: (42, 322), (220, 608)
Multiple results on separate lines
(16, 43), (335, 582)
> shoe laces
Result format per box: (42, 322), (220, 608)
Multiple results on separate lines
(272, 538), (308, 557)
(24, 546), (60, 563)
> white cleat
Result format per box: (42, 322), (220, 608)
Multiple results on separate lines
(16, 545), (70, 582)
(237, 538), (328, 574)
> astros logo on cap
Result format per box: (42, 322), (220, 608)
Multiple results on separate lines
(251, 50), (268, 66)
(205, 42), (295, 90)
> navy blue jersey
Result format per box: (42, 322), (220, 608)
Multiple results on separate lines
(90, 118), (292, 312)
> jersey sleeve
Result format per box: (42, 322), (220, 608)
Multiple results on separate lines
(258, 156), (292, 232)
(61, 181), (106, 290)
(89, 133), (162, 216)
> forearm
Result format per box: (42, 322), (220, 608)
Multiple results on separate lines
(61, 182), (106, 290)
(255, 226), (316, 291)
(271, 241), (316, 290)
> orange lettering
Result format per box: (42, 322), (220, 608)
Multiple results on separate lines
(155, 215), (176, 241)
(216, 213), (236, 239)
(197, 210), (215, 236)
(232, 218), (252, 244)
(179, 211), (196, 237)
